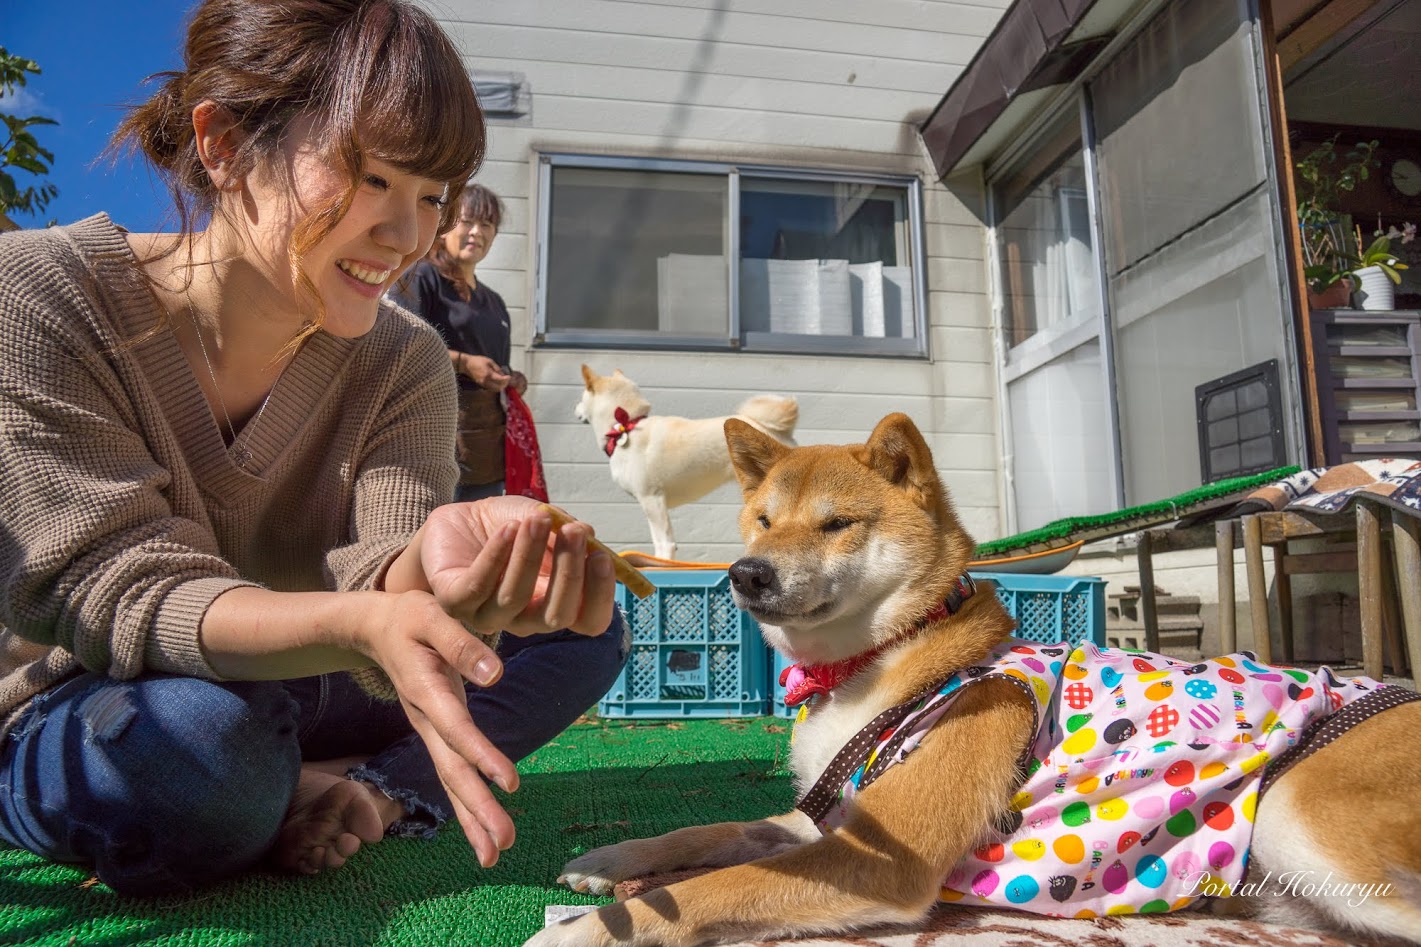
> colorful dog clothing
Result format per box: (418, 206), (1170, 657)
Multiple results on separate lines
(797, 640), (1418, 917)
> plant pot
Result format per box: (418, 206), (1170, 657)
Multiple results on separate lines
(1353, 266), (1395, 311)
(1308, 281), (1352, 310)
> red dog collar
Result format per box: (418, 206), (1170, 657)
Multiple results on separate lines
(603, 406), (646, 457)
(779, 574), (977, 707)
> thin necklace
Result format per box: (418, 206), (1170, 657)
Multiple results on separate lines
(186, 301), (280, 468)
(188, 302), (238, 446)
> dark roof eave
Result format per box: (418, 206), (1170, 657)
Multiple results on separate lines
(920, 0), (1107, 180)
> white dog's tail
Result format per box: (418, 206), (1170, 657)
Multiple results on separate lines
(734, 395), (799, 444)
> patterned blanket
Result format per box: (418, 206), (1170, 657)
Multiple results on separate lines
(606, 872), (1396, 946)
(1232, 458), (1421, 518)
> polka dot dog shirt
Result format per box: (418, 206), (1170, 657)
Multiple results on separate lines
(797, 639), (1419, 918)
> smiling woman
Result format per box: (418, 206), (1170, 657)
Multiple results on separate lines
(0, 0), (627, 899)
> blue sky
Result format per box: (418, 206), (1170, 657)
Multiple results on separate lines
(6, 0), (196, 231)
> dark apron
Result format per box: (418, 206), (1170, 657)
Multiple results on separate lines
(456, 387), (506, 487)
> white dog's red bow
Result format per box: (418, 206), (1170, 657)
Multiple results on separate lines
(603, 407), (646, 456)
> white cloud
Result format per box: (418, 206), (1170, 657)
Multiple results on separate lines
(0, 85), (59, 120)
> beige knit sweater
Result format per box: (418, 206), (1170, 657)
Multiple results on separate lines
(0, 214), (458, 733)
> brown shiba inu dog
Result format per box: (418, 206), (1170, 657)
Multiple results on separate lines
(528, 414), (1421, 947)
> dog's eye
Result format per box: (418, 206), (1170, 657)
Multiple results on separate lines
(757, 514), (771, 529)
(822, 517), (855, 533)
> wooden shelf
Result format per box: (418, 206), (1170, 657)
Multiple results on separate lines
(1310, 309), (1421, 466)
(1338, 410), (1421, 422)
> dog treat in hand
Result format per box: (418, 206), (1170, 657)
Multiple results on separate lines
(540, 504), (654, 599)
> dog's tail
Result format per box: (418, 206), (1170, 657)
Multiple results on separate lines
(734, 395), (799, 444)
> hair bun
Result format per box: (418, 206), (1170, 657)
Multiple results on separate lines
(133, 70), (192, 173)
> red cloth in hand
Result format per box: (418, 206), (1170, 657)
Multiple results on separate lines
(503, 387), (548, 501)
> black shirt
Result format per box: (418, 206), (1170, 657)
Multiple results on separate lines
(388, 260), (512, 390)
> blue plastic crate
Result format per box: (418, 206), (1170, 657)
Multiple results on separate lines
(770, 572), (1107, 717)
(599, 570), (770, 718)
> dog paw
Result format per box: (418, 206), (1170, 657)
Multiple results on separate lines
(523, 915), (601, 947)
(558, 843), (640, 896)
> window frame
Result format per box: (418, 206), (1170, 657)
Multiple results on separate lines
(533, 152), (929, 357)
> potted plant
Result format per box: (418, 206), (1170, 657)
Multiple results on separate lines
(1304, 261), (1354, 309)
(1350, 222), (1414, 311)
(1294, 135), (1379, 308)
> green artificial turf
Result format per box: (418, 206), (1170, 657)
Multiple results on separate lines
(972, 464), (1302, 557)
(0, 716), (795, 947)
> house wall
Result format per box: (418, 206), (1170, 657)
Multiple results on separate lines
(423, 0), (1012, 561)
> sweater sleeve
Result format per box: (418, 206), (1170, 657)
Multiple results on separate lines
(0, 241), (257, 681)
(324, 310), (460, 592)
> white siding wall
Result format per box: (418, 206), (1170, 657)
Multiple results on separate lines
(424, 0), (1009, 561)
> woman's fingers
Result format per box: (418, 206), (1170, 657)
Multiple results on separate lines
(423, 501), (618, 638)
(396, 664), (516, 865)
(535, 523), (589, 631)
(414, 658), (517, 791)
(427, 520), (518, 609)
(571, 551), (618, 636)
(421, 729), (516, 867)
(494, 513), (553, 612)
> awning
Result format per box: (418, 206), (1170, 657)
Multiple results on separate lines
(919, 0), (1117, 179)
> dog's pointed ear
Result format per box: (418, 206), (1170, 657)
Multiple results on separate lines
(613, 368), (627, 379)
(864, 413), (943, 510)
(580, 364), (598, 389)
(725, 418), (787, 494)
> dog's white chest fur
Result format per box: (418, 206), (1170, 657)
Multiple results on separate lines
(788, 678), (892, 795)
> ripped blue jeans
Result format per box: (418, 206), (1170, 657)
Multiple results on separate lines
(0, 613), (627, 896)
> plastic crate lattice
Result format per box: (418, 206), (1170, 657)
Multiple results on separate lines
(600, 570), (769, 718)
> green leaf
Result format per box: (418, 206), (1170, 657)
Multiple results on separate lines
(10, 155), (46, 175)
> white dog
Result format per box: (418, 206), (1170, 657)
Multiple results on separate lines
(574, 364), (798, 559)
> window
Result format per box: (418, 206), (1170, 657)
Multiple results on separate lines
(1091, 0), (1298, 505)
(995, 114), (1099, 350)
(987, 0), (1302, 531)
(991, 110), (1114, 533)
(536, 155), (925, 355)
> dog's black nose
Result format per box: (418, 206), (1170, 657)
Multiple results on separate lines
(729, 557), (777, 597)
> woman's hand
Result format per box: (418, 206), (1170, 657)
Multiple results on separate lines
(418, 497), (616, 638)
(353, 587), (521, 867)
(456, 352), (511, 391)
(361, 499), (616, 861)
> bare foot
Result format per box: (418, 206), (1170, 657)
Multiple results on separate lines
(274, 764), (399, 875)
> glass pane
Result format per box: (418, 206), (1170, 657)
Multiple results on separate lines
(546, 167), (728, 337)
(993, 113), (1097, 349)
(1111, 194), (1293, 502)
(1093, 0), (1295, 503)
(739, 178), (913, 339)
(1007, 340), (1114, 532)
(1091, 0), (1268, 275)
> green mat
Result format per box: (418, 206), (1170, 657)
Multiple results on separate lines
(972, 465), (1301, 558)
(0, 717), (794, 946)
